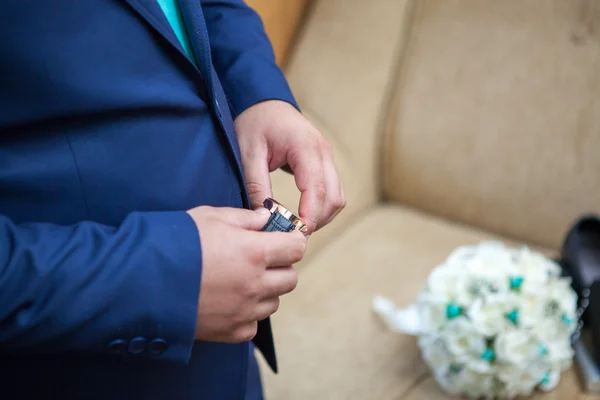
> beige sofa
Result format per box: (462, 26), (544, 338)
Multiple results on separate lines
(259, 0), (600, 398)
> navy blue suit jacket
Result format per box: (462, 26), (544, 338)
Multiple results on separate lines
(0, 1), (297, 398)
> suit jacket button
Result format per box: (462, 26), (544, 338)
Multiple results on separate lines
(107, 339), (127, 355)
(149, 338), (168, 356)
(128, 337), (147, 355)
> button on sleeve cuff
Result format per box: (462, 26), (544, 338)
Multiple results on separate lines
(99, 211), (202, 364)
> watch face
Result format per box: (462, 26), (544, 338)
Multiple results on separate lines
(263, 198), (308, 233)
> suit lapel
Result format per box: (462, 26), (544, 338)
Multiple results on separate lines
(125, 0), (250, 204)
(178, 0), (215, 101)
(178, 0), (248, 196)
(123, 0), (191, 63)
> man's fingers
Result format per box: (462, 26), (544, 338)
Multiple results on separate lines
(252, 230), (307, 267)
(242, 145), (273, 210)
(286, 145), (326, 234)
(280, 164), (293, 175)
(319, 151), (346, 228)
(254, 297), (281, 321)
(255, 266), (299, 320)
(230, 322), (258, 343)
(261, 266), (298, 299)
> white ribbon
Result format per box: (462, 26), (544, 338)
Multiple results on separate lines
(372, 296), (422, 336)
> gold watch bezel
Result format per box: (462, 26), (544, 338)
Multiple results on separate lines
(263, 198), (308, 233)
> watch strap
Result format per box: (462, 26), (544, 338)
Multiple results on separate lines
(261, 211), (296, 232)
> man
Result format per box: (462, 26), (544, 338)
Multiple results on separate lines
(0, 1), (344, 399)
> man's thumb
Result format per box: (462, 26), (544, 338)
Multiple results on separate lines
(219, 207), (271, 231)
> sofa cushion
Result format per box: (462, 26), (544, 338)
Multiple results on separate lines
(259, 205), (581, 399)
(382, 0), (600, 249)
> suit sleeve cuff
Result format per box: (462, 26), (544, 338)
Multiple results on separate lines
(125, 211), (202, 364)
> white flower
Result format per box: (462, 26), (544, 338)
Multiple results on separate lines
(517, 246), (562, 280)
(416, 295), (453, 333)
(497, 363), (545, 398)
(453, 369), (495, 399)
(468, 295), (516, 336)
(518, 257), (550, 284)
(545, 279), (578, 318)
(539, 366), (564, 391)
(441, 317), (487, 363)
(495, 330), (538, 366)
(424, 265), (463, 299)
(544, 339), (574, 366)
(420, 336), (453, 374)
(454, 269), (509, 305)
(462, 246), (514, 291)
(518, 292), (546, 328)
(432, 369), (461, 396)
(372, 240), (578, 399)
(534, 317), (576, 345)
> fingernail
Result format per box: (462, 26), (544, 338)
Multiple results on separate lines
(254, 207), (270, 215)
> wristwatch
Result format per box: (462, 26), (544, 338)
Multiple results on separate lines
(261, 198), (307, 233)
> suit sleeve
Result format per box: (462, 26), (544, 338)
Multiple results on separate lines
(0, 211), (201, 364)
(200, 0), (300, 118)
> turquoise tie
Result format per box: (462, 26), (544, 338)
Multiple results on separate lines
(156, 0), (197, 65)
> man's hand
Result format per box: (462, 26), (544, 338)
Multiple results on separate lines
(235, 100), (346, 234)
(187, 206), (306, 343)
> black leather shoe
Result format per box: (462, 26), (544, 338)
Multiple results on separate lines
(561, 214), (600, 325)
(559, 215), (600, 392)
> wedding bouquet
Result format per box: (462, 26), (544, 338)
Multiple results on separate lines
(373, 241), (579, 399)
